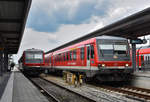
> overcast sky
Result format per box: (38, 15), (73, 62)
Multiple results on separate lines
(13, 0), (150, 63)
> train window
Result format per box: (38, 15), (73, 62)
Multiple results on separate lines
(61, 54), (62, 61)
(87, 46), (90, 60)
(70, 51), (72, 60)
(73, 50), (77, 60)
(60, 54), (61, 61)
(141, 55), (144, 66)
(50, 57), (51, 63)
(56, 56), (58, 62)
(147, 56), (148, 64)
(146, 56), (148, 64)
(58, 54), (61, 61)
(67, 52), (69, 61)
(54, 56), (56, 62)
(61, 54), (63, 61)
(146, 56), (149, 64)
(148, 56), (149, 64)
(91, 45), (94, 59)
(64, 53), (66, 61)
(80, 47), (84, 60)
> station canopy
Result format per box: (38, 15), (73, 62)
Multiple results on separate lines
(46, 7), (150, 54)
(0, 0), (31, 54)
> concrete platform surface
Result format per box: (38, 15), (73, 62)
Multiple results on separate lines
(0, 72), (11, 100)
(0, 69), (49, 102)
(133, 71), (150, 78)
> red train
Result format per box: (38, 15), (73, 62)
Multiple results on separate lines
(44, 36), (133, 81)
(136, 46), (150, 70)
(18, 48), (45, 76)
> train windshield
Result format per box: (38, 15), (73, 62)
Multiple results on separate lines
(25, 52), (43, 63)
(97, 40), (130, 61)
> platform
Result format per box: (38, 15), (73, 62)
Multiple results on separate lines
(0, 72), (11, 100)
(0, 68), (49, 102)
(130, 71), (150, 90)
(133, 71), (150, 78)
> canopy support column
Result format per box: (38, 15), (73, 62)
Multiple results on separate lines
(0, 50), (3, 76)
(132, 43), (136, 71)
(4, 52), (8, 72)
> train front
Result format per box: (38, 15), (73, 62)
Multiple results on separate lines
(95, 36), (132, 81)
(23, 49), (44, 75)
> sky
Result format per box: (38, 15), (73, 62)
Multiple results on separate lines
(13, 0), (150, 63)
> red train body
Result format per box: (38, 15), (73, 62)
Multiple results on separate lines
(44, 36), (133, 81)
(18, 48), (45, 76)
(136, 47), (150, 70)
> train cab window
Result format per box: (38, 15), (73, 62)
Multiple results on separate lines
(91, 45), (94, 59)
(70, 51), (72, 60)
(80, 47), (84, 60)
(73, 50), (77, 60)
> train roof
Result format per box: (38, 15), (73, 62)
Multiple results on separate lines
(137, 46), (150, 50)
(24, 48), (43, 52)
(95, 35), (127, 40)
(46, 35), (128, 55)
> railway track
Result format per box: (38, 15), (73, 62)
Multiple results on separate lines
(29, 77), (96, 102)
(29, 77), (61, 102)
(99, 85), (150, 101)
(29, 74), (150, 102)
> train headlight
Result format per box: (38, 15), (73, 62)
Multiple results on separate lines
(125, 64), (129, 67)
(102, 64), (105, 67)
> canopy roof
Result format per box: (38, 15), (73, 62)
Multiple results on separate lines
(0, 0), (31, 54)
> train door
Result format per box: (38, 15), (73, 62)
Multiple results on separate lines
(86, 45), (91, 70)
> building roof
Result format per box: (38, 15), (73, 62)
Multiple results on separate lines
(0, 0), (32, 54)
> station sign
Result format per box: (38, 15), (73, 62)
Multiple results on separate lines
(130, 39), (147, 44)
